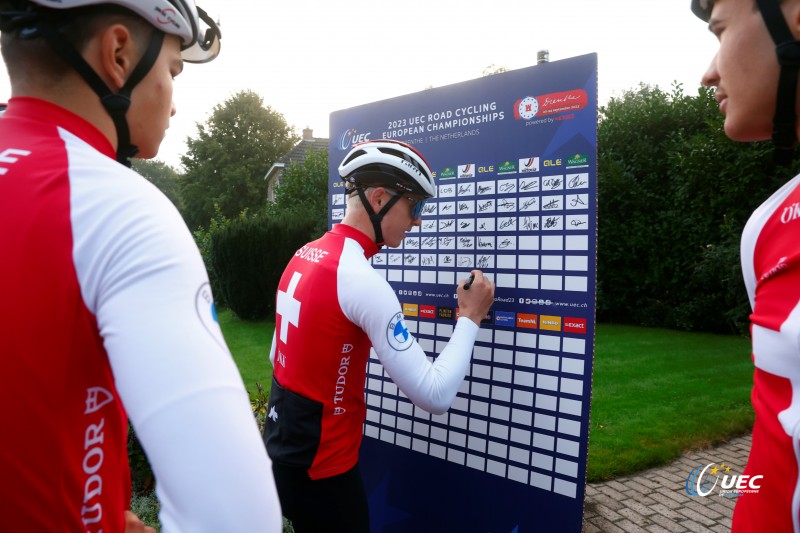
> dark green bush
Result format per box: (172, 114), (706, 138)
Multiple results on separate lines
(128, 424), (154, 497)
(597, 83), (799, 334)
(211, 213), (320, 320)
(192, 205), (251, 309)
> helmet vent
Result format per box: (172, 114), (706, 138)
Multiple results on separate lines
(341, 149), (367, 167)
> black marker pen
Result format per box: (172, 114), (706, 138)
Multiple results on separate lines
(464, 273), (475, 290)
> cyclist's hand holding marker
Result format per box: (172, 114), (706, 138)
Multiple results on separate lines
(457, 270), (495, 326)
(464, 273), (475, 290)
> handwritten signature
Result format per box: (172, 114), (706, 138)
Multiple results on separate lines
(543, 198), (560, 210)
(521, 217), (539, 231)
(544, 217), (560, 229)
(570, 195), (587, 208)
(543, 177), (563, 190)
(568, 174), (588, 189)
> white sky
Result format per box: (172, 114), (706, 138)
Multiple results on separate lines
(0, 0), (719, 169)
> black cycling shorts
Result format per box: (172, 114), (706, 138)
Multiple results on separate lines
(271, 461), (370, 533)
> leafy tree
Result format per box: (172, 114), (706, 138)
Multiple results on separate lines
(482, 64), (508, 76)
(264, 147), (329, 240)
(180, 90), (299, 230)
(132, 158), (184, 211)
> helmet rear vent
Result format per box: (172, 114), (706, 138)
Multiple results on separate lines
(341, 149), (367, 166)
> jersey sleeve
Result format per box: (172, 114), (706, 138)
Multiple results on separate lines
(70, 159), (281, 532)
(338, 240), (479, 414)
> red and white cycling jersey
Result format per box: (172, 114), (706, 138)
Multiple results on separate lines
(0, 97), (281, 532)
(265, 224), (479, 480)
(736, 174), (800, 533)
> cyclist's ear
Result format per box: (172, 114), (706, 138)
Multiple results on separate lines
(368, 187), (387, 209)
(98, 24), (138, 90)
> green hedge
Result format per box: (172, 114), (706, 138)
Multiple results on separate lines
(597, 84), (798, 334)
(211, 213), (320, 321)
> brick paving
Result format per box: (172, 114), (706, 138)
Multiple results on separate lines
(582, 433), (752, 533)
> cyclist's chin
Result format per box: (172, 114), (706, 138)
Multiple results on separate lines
(385, 235), (404, 249)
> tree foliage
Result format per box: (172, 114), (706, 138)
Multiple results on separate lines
(598, 83), (796, 333)
(482, 64), (508, 76)
(264, 147), (330, 241)
(132, 158), (183, 211)
(180, 90), (299, 230)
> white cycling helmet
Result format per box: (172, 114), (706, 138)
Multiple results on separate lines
(338, 140), (435, 248)
(0, 0), (221, 165)
(16, 0), (220, 63)
(338, 139), (436, 199)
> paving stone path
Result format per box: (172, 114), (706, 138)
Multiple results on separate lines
(582, 433), (752, 533)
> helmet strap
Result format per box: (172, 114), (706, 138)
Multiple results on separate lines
(355, 186), (402, 248)
(756, 0), (800, 165)
(37, 20), (165, 167)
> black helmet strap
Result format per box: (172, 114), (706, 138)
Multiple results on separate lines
(37, 19), (165, 167)
(756, 0), (800, 165)
(355, 186), (402, 248)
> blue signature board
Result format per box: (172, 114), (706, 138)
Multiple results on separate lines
(328, 53), (598, 533)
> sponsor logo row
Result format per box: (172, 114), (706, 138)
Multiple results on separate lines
(402, 304), (587, 333)
(438, 154), (589, 180)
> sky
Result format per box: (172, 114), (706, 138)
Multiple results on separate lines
(0, 0), (720, 169)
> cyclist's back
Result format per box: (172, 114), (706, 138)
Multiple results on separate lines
(0, 2), (281, 531)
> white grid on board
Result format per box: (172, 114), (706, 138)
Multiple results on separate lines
(363, 323), (588, 499)
(345, 170), (593, 499)
(369, 173), (591, 293)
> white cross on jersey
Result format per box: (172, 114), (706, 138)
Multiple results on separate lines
(277, 271), (302, 344)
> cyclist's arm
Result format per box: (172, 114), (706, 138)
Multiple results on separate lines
(74, 173), (281, 532)
(339, 245), (479, 414)
(378, 315), (478, 414)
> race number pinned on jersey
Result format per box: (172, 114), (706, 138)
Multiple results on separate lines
(386, 311), (413, 351)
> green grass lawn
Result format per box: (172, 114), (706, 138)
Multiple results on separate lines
(587, 323), (753, 482)
(217, 308), (275, 395)
(217, 310), (755, 484)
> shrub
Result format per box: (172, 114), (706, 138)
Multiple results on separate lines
(128, 424), (154, 497)
(192, 204), (249, 309)
(131, 492), (160, 530)
(211, 212), (320, 320)
(597, 83), (798, 333)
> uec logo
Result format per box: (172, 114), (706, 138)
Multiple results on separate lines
(338, 129), (371, 151)
(685, 463), (762, 497)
